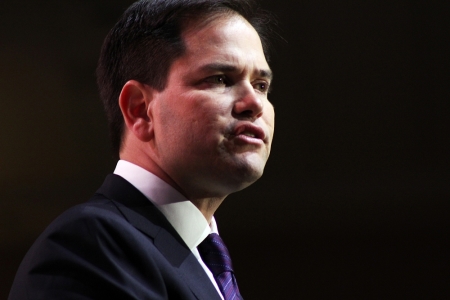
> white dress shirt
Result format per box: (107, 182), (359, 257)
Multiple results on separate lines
(114, 160), (224, 299)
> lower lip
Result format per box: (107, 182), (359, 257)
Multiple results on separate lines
(233, 134), (264, 145)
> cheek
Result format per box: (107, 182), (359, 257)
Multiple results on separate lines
(264, 106), (275, 128)
(160, 91), (232, 144)
(185, 93), (231, 125)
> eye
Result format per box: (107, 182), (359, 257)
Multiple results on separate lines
(254, 81), (270, 93)
(205, 75), (228, 85)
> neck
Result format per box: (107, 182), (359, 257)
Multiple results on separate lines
(190, 197), (225, 224)
(120, 151), (226, 223)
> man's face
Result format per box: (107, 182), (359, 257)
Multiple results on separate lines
(151, 15), (274, 198)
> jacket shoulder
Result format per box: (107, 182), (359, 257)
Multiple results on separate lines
(9, 197), (171, 299)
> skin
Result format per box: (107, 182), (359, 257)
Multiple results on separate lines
(119, 14), (275, 223)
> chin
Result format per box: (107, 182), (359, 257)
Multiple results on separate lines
(230, 162), (265, 189)
(212, 153), (268, 192)
(229, 173), (263, 194)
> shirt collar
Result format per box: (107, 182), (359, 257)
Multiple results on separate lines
(113, 160), (213, 250)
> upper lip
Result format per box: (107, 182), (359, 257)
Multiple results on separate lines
(233, 122), (267, 142)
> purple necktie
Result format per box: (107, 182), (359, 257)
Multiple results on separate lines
(198, 233), (242, 300)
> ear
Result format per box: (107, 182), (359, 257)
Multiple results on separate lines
(119, 80), (155, 142)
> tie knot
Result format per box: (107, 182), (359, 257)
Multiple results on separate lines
(198, 233), (234, 275)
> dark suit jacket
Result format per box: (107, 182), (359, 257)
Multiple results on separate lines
(9, 174), (222, 300)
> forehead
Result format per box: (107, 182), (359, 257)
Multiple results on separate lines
(174, 15), (270, 73)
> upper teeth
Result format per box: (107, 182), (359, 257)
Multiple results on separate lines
(242, 132), (255, 138)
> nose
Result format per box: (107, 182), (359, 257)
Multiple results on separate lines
(232, 83), (264, 120)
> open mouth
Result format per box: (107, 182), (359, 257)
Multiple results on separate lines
(234, 123), (266, 142)
(240, 132), (256, 138)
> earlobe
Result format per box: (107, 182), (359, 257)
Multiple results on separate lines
(119, 80), (154, 141)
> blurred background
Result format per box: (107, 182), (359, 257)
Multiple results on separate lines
(1, 0), (449, 298)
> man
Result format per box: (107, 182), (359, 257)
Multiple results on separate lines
(9, 0), (274, 299)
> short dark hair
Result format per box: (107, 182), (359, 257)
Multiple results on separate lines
(97, 0), (273, 155)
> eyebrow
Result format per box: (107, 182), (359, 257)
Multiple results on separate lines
(199, 63), (273, 80)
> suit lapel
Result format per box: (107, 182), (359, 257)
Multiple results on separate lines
(95, 174), (221, 300)
(178, 251), (224, 300)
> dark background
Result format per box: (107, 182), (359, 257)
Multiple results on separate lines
(1, 1), (449, 299)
